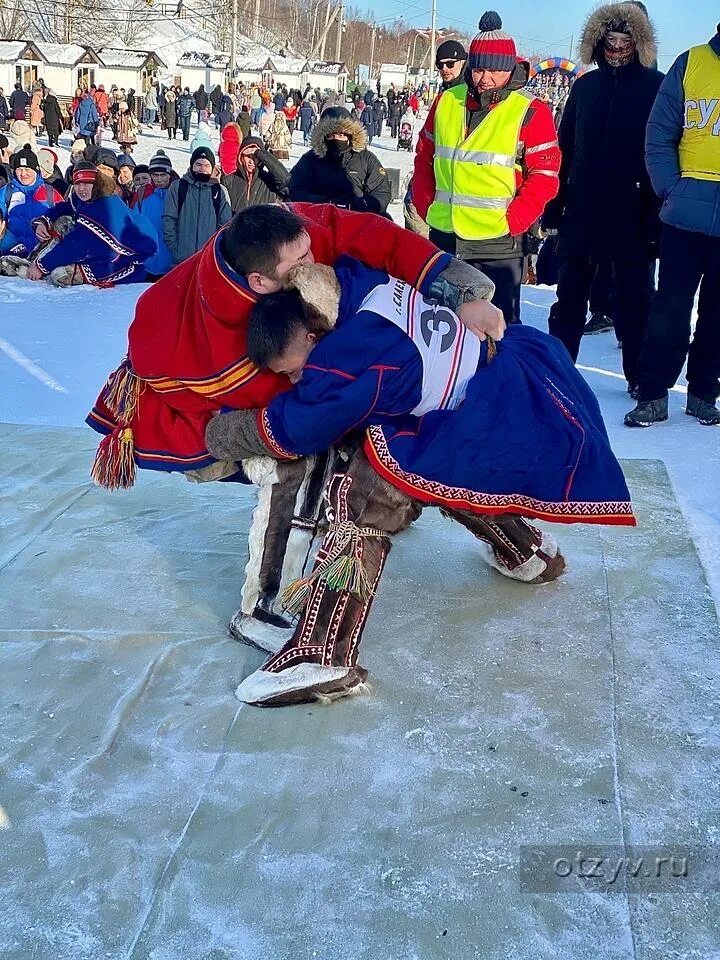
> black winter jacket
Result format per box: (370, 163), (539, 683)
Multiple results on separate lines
(543, 59), (664, 256)
(220, 149), (290, 213)
(289, 111), (391, 214)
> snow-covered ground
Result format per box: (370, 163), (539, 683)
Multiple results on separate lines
(2, 119), (720, 610)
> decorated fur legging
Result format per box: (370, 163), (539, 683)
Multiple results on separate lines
(261, 449), (558, 674)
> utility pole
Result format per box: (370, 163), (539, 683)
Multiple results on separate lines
(230, 0), (238, 84)
(369, 25), (376, 81)
(429, 0), (437, 84)
(335, 0), (344, 62)
(568, 33), (574, 61)
(253, 0), (261, 41)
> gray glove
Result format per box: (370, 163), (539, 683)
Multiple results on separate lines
(205, 410), (271, 462)
(428, 258), (495, 312)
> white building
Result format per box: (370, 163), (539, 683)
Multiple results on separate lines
(306, 61), (347, 94)
(0, 40), (103, 96)
(175, 51), (229, 92)
(95, 48), (167, 95)
(271, 55), (307, 90)
(379, 63), (408, 93)
(234, 55), (274, 88)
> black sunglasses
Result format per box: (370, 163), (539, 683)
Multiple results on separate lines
(437, 59), (461, 68)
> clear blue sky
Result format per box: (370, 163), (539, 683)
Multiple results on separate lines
(368, 0), (718, 69)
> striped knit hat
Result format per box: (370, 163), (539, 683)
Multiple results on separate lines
(468, 11), (517, 72)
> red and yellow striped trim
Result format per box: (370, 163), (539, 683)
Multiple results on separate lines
(144, 357), (259, 398)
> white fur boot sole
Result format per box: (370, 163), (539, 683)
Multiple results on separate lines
(235, 662), (369, 707)
(227, 609), (293, 654)
(477, 531), (564, 583)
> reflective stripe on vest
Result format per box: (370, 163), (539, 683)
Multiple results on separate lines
(427, 84), (532, 240)
(680, 44), (720, 182)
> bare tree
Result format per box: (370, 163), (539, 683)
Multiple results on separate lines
(0, 1), (30, 39)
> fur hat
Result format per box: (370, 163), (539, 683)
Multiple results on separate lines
(283, 263), (341, 331)
(579, 2), (657, 68)
(11, 144), (39, 172)
(468, 11), (517, 73)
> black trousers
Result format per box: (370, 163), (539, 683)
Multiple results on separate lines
(548, 249), (655, 385)
(637, 224), (720, 402)
(467, 257), (524, 325)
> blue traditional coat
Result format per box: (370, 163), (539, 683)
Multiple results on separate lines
(35, 194), (157, 285)
(258, 257), (635, 526)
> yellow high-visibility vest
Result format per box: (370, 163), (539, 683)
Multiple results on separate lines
(427, 83), (532, 239)
(680, 43), (720, 182)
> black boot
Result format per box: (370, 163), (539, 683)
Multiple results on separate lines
(686, 394), (720, 426)
(624, 396), (669, 427)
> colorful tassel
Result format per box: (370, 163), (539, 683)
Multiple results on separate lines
(281, 577), (313, 616)
(102, 358), (144, 423)
(281, 520), (386, 614)
(91, 426), (137, 490)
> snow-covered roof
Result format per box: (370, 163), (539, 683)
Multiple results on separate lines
(0, 41), (26, 62)
(177, 50), (229, 69)
(308, 61), (347, 75)
(34, 43), (94, 66)
(272, 55), (307, 73)
(235, 56), (273, 72)
(381, 63), (408, 73)
(97, 48), (167, 70)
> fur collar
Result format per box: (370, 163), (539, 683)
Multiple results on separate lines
(310, 114), (368, 158)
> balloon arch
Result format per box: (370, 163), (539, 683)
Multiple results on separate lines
(529, 57), (586, 78)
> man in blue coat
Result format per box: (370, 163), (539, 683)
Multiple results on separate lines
(626, 22), (720, 426)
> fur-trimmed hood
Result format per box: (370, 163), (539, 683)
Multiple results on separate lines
(580, 2), (657, 68)
(310, 112), (368, 158)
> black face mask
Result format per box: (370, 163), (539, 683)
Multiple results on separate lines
(325, 138), (351, 158)
(193, 172), (211, 182)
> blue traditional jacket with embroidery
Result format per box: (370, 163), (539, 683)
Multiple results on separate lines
(36, 194), (157, 285)
(258, 256), (635, 525)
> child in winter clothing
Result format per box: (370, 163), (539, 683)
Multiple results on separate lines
(0, 146), (63, 256)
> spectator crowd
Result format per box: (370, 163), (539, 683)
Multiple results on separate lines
(1, 2), (719, 427)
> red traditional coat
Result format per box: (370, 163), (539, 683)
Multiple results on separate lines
(87, 203), (450, 487)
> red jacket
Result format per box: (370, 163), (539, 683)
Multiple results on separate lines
(413, 83), (561, 237)
(87, 203), (451, 486)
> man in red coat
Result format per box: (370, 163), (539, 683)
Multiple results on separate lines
(413, 11), (561, 326)
(88, 202), (504, 652)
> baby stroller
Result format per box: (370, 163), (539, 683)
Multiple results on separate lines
(397, 118), (413, 151)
